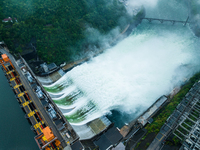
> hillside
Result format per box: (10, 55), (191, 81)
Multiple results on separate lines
(0, 0), (133, 64)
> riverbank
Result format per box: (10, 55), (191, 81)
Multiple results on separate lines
(129, 72), (200, 150)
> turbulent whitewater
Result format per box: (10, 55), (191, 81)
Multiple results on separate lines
(44, 0), (200, 127)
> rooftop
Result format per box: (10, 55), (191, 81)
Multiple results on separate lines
(71, 141), (84, 150)
(93, 126), (123, 150)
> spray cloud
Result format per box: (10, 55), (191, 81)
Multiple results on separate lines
(46, 23), (200, 125)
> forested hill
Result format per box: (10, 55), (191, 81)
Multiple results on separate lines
(189, 0), (200, 37)
(0, 0), (133, 64)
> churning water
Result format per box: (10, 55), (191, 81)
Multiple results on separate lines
(44, 0), (200, 128)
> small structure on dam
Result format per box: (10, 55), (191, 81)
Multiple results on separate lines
(71, 116), (112, 140)
(120, 95), (168, 138)
(137, 95), (168, 126)
(93, 125), (123, 150)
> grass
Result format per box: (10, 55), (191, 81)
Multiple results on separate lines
(136, 72), (200, 147)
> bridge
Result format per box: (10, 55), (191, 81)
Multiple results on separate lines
(142, 16), (190, 26)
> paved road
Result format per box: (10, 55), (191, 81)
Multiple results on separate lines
(147, 133), (165, 150)
(0, 48), (67, 148)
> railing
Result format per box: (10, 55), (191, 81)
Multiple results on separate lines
(142, 16), (190, 26)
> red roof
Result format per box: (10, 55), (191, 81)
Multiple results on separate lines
(3, 17), (12, 21)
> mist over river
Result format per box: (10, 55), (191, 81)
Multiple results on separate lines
(44, 0), (200, 128)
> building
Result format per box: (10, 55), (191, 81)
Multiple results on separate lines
(2, 17), (17, 23)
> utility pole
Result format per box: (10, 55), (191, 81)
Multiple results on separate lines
(184, 16), (189, 26)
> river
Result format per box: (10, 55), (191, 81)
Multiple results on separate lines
(0, 68), (39, 150)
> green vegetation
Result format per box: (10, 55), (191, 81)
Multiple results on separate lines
(145, 72), (200, 134)
(0, 0), (134, 64)
(136, 72), (200, 147)
(191, 0), (200, 15)
(135, 141), (141, 149)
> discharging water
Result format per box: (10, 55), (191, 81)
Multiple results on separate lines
(44, 0), (200, 129)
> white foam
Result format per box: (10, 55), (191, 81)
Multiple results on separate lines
(51, 85), (77, 99)
(61, 24), (200, 124)
(56, 97), (88, 109)
(43, 74), (70, 88)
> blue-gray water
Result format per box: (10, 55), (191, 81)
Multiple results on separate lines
(0, 68), (39, 150)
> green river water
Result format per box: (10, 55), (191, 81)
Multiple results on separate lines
(0, 68), (39, 150)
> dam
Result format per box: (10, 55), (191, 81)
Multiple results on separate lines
(0, 47), (123, 149)
(0, 49), (80, 150)
(1, 0), (200, 149)
(39, 0), (200, 143)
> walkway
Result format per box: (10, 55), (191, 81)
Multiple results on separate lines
(142, 16), (189, 26)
